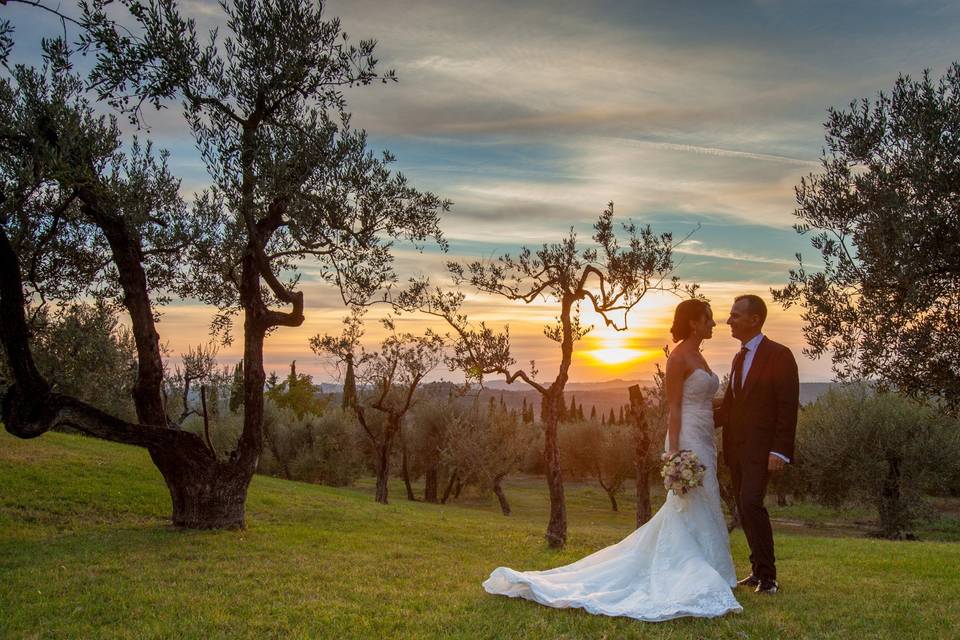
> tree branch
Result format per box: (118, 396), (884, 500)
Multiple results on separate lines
(3, 389), (204, 449)
(502, 369), (548, 395)
(7, 0), (83, 27)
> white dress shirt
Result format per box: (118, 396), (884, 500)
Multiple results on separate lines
(738, 333), (790, 464)
(738, 333), (765, 388)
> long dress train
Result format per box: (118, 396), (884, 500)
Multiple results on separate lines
(482, 369), (742, 622)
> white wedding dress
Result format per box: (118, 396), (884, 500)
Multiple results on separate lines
(483, 369), (742, 622)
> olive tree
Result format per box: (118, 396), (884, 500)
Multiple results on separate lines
(562, 419), (634, 512)
(441, 399), (536, 515)
(796, 386), (960, 539)
(628, 382), (667, 526)
(402, 203), (689, 547)
(312, 317), (445, 504)
(407, 390), (458, 503)
(81, 0), (447, 524)
(774, 64), (960, 410)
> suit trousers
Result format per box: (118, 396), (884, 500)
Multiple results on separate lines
(729, 455), (776, 580)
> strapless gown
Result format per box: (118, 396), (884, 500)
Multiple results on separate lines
(482, 369), (742, 621)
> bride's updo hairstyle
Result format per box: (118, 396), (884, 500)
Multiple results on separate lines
(670, 299), (710, 343)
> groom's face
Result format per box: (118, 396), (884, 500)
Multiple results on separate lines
(727, 299), (760, 341)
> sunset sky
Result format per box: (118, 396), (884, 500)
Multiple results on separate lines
(8, 1), (960, 384)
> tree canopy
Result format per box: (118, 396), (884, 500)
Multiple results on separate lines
(774, 63), (960, 409)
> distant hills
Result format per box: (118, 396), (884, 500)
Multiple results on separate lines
(481, 378), (654, 392)
(798, 383), (835, 406)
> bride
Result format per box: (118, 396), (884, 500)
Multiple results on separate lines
(482, 299), (742, 622)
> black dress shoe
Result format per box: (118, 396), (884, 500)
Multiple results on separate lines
(736, 574), (760, 588)
(755, 579), (779, 594)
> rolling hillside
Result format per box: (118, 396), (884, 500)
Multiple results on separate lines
(1, 430), (956, 639)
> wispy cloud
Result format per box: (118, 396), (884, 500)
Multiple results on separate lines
(633, 141), (820, 168)
(677, 240), (799, 267)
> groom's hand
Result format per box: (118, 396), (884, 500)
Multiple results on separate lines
(767, 454), (786, 473)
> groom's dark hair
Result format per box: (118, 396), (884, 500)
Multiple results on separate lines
(735, 294), (767, 326)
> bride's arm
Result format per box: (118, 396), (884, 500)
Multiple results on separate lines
(664, 355), (684, 454)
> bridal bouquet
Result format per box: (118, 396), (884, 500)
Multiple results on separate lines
(660, 450), (706, 495)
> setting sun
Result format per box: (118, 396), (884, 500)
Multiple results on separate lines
(583, 330), (656, 367)
(578, 305), (664, 369)
(588, 347), (648, 365)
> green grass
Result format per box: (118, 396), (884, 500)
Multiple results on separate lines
(2, 431), (959, 639)
(764, 492), (960, 542)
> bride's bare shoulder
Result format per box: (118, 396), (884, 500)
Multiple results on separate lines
(666, 344), (693, 374)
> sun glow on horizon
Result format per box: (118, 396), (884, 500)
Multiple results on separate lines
(583, 327), (658, 368)
(577, 303), (669, 369)
(588, 347), (651, 365)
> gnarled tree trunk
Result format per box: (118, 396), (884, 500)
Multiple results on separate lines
(599, 478), (619, 512)
(629, 385), (652, 527)
(879, 451), (907, 539)
(441, 471), (458, 504)
(424, 465), (439, 503)
(372, 418), (401, 505)
(374, 443), (391, 504)
(151, 445), (251, 529)
(608, 490), (619, 512)
(492, 473), (511, 515)
(541, 390), (567, 548)
(401, 432), (416, 502)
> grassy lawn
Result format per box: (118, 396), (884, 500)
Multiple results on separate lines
(2, 430), (958, 639)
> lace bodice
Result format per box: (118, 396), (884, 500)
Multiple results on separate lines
(681, 368), (720, 411)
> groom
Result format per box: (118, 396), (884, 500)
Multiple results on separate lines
(715, 295), (799, 595)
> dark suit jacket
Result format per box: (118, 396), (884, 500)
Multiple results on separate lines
(715, 336), (800, 466)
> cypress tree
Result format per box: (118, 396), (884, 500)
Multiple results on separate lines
(342, 354), (356, 409)
(229, 361), (244, 413)
(207, 383), (220, 419)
